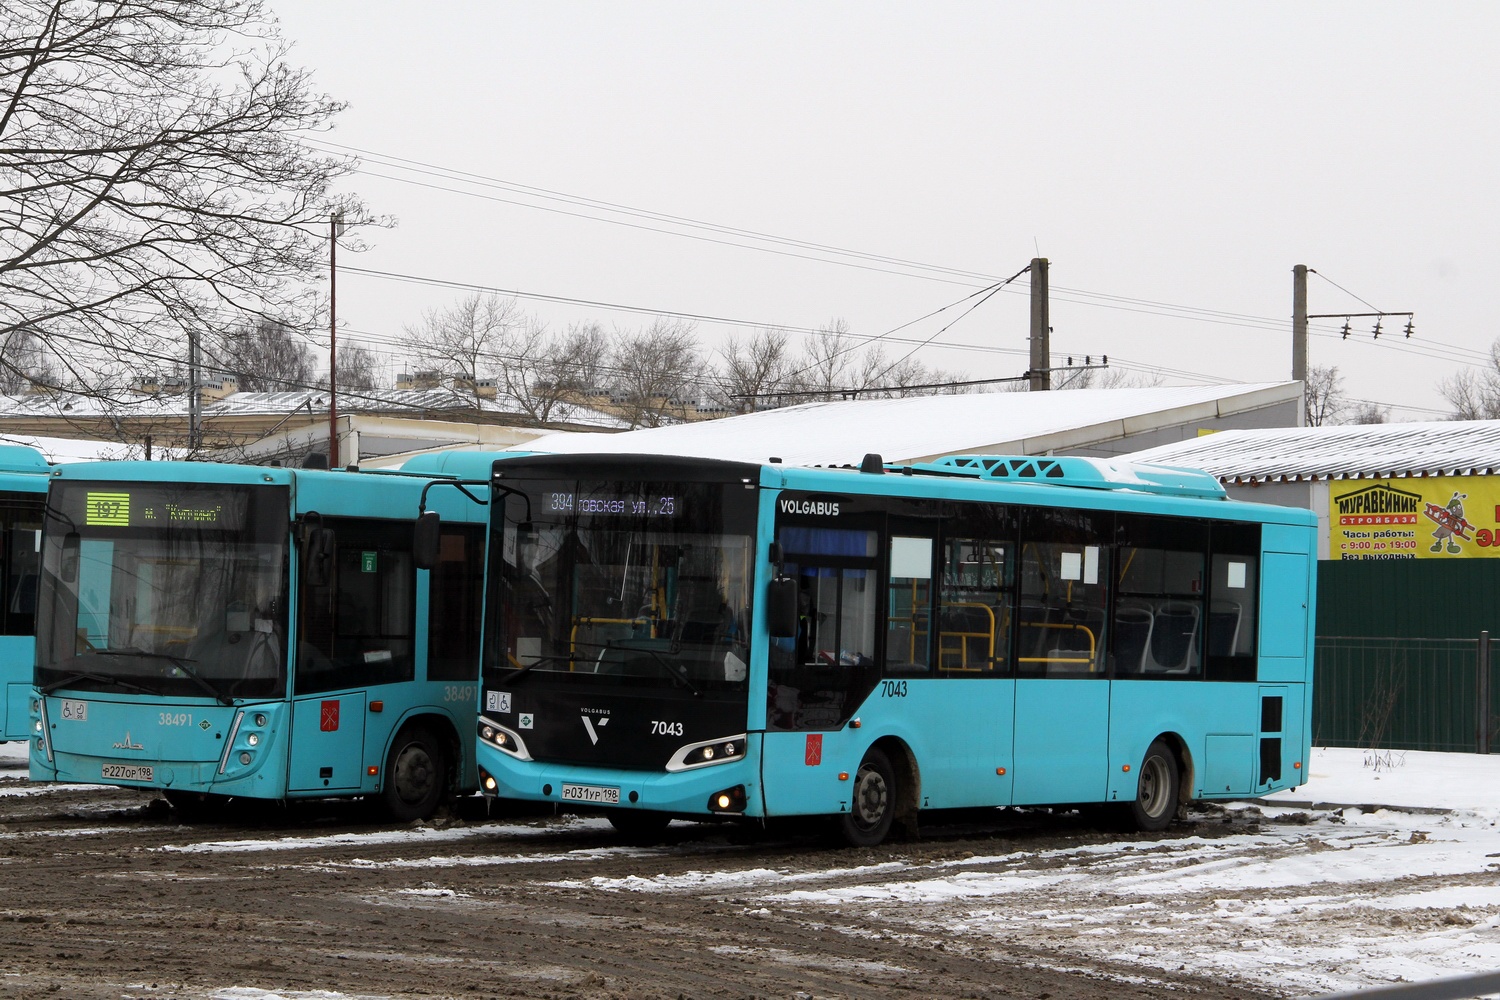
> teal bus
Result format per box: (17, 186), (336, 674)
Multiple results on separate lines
(466, 451), (1316, 845)
(30, 452), (499, 820)
(0, 446), (52, 744)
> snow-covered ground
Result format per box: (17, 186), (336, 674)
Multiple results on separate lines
(9, 742), (1500, 996)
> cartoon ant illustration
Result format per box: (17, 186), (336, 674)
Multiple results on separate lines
(1430, 491), (1468, 554)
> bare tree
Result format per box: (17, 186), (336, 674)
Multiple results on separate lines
(1305, 364), (1345, 426)
(401, 293), (522, 405)
(333, 342), (381, 394)
(1438, 340), (1500, 420)
(610, 318), (703, 428)
(1345, 401), (1391, 425)
(788, 320), (862, 401)
(0, 1), (367, 400)
(213, 317), (314, 391)
(548, 321), (610, 398)
(494, 317), (578, 424)
(715, 328), (795, 413)
(1057, 362), (1164, 391)
(0, 327), (59, 393)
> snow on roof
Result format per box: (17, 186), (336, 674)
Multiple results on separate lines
(1125, 419), (1495, 482)
(0, 432), (134, 463)
(516, 383), (1301, 465)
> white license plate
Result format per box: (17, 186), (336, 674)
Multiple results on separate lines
(560, 783), (619, 804)
(102, 763), (153, 782)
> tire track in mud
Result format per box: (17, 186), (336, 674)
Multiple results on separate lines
(0, 785), (1278, 998)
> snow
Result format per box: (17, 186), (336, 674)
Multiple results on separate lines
(517, 383), (1298, 466)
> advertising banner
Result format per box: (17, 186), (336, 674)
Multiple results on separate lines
(1328, 477), (1500, 560)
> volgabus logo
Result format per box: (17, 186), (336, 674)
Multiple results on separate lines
(779, 497), (840, 516)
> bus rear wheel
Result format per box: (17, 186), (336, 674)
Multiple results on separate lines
(381, 725), (448, 822)
(838, 748), (897, 847)
(1128, 739), (1180, 832)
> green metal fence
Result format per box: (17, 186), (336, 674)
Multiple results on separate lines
(1313, 635), (1499, 753)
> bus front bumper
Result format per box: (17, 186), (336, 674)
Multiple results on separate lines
(475, 736), (763, 819)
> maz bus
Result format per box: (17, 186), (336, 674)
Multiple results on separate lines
(30, 451), (500, 820)
(0, 446), (51, 744)
(464, 451), (1316, 845)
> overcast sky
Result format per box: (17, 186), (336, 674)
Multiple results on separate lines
(269, 2), (1498, 420)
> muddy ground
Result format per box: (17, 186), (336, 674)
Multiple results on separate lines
(0, 745), (1283, 1000)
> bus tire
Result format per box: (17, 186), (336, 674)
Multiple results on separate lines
(606, 809), (672, 844)
(164, 789), (229, 824)
(1129, 739), (1179, 832)
(381, 724), (448, 822)
(838, 748), (897, 847)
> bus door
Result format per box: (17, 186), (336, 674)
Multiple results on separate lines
(762, 516), (882, 815)
(290, 519), (415, 793)
(886, 514), (1016, 809)
(1011, 508), (1111, 805)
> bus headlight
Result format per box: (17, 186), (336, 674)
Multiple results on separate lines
(477, 717), (531, 761)
(246, 732), (259, 747)
(666, 735), (747, 772)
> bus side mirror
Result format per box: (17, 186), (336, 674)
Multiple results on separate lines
(304, 527), (335, 588)
(413, 511), (441, 570)
(61, 531), (79, 584)
(767, 576), (798, 638)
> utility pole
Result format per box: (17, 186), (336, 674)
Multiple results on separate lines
(328, 211), (344, 467)
(1029, 257), (1050, 391)
(1292, 263), (1308, 387)
(188, 329), (200, 452)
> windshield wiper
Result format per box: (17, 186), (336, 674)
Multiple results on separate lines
(92, 649), (233, 706)
(499, 654), (577, 686)
(40, 670), (158, 697)
(594, 639), (703, 698)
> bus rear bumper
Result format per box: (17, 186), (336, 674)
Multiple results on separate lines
(476, 743), (763, 818)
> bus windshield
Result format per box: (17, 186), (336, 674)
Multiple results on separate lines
(490, 478), (755, 696)
(35, 481), (291, 701)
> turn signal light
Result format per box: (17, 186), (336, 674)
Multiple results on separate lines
(367, 765), (378, 776)
(1122, 764), (1131, 772)
(1294, 761), (1302, 770)
(996, 767), (1006, 776)
(838, 771), (849, 781)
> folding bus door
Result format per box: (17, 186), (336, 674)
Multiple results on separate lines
(1010, 508), (1111, 805)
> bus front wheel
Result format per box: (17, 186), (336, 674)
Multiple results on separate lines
(381, 725), (448, 822)
(164, 789), (229, 823)
(1128, 739), (1180, 832)
(606, 809), (672, 844)
(838, 748), (897, 847)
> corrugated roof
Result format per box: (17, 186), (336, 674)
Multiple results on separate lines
(1125, 420), (1497, 482)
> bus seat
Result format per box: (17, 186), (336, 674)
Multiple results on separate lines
(1149, 601), (1200, 672)
(1113, 604), (1153, 673)
(1208, 599), (1243, 656)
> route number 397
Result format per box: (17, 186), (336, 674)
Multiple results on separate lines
(880, 680), (908, 698)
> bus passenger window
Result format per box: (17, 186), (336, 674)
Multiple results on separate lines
(885, 536), (933, 674)
(1206, 521), (1261, 682)
(1018, 508), (1109, 677)
(1115, 517), (1207, 679)
(937, 538), (1012, 675)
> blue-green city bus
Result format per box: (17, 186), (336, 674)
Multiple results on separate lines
(0, 446), (52, 745)
(469, 452), (1316, 845)
(30, 452), (501, 820)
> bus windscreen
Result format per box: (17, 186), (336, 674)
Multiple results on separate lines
(35, 482), (290, 700)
